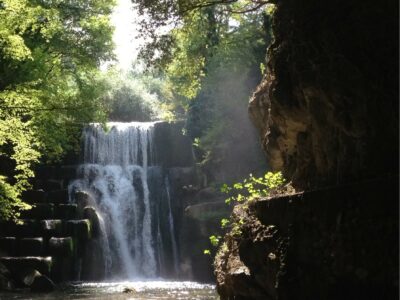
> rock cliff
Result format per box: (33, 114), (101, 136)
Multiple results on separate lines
(249, 0), (398, 189)
(215, 177), (398, 299)
(216, 0), (398, 298)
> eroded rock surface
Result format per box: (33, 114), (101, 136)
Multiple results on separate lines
(249, 0), (398, 189)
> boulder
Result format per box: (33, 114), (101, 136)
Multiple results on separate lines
(48, 237), (74, 257)
(20, 268), (41, 286)
(19, 238), (43, 256)
(29, 270), (55, 293)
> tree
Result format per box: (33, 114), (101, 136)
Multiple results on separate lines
(133, 0), (274, 184)
(0, 0), (115, 220)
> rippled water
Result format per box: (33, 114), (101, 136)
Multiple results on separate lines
(0, 281), (218, 300)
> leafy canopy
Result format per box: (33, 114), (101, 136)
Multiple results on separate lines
(0, 0), (115, 220)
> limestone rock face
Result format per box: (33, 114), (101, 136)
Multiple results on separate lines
(249, 0), (398, 189)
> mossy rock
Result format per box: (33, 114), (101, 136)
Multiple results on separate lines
(40, 220), (63, 237)
(65, 219), (91, 241)
(83, 207), (100, 238)
(48, 237), (74, 257)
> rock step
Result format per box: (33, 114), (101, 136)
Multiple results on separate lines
(0, 236), (76, 257)
(0, 218), (90, 239)
(0, 257), (52, 276)
(19, 203), (78, 220)
(21, 189), (69, 205)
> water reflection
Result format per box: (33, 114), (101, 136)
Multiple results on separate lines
(0, 281), (218, 299)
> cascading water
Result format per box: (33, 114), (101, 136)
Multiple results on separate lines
(165, 177), (179, 275)
(69, 122), (180, 280)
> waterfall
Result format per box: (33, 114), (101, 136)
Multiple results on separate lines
(69, 122), (180, 279)
(165, 177), (179, 275)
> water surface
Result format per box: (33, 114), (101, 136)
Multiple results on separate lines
(0, 281), (218, 300)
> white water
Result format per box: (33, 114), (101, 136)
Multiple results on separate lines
(69, 122), (167, 279)
(165, 177), (179, 275)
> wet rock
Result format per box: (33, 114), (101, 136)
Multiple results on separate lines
(48, 237), (74, 257)
(65, 219), (91, 241)
(19, 238), (44, 256)
(20, 268), (41, 286)
(80, 239), (106, 281)
(123, 287), (136, 293)
(40, 220), (63, 237)
(83, 207), (100, 238)
(24, 269), (55, 292)
(74, 190), (95, 211)
(0, 257), (52, 276)
(179, 200), (229, 282)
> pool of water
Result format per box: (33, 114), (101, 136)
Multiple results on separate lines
(0, 281), (218, 300)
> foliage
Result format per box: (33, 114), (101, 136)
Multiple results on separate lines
(132, 0), (272, 68)
(221, 172), (285, 204)
(100, 68), (173, 122)
(204, 171), (287, 253)
(158, 5), (273, 185)
(0, 0), (115, 220)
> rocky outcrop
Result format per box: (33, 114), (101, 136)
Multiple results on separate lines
(215, 177), (398, 299)
(249, 0), (398, 189)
